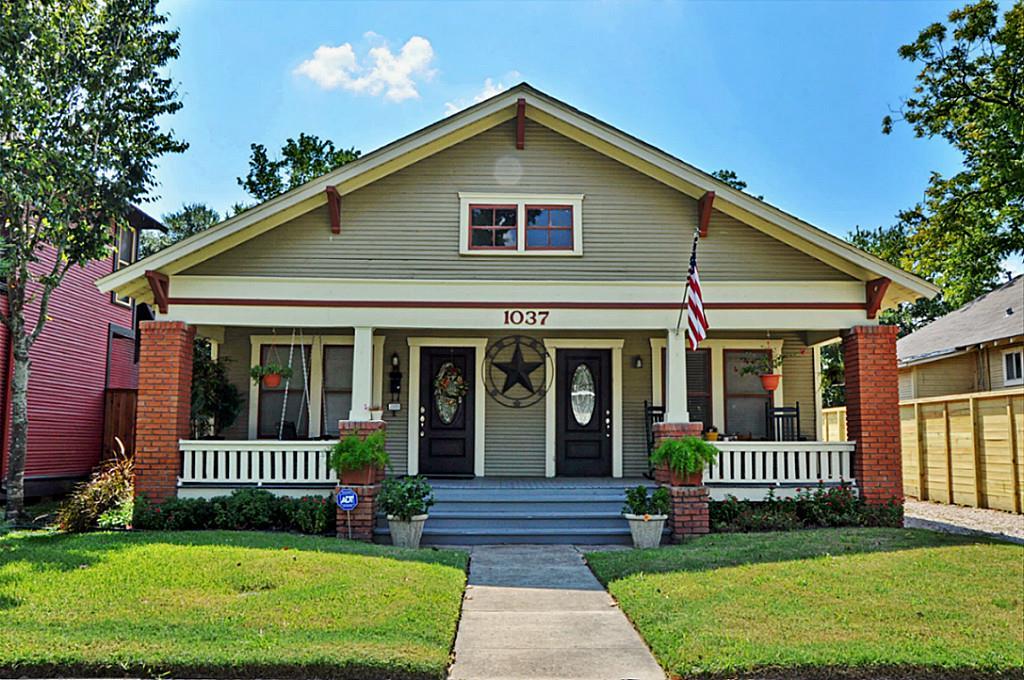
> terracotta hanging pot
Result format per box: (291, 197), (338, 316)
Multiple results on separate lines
(262, 373), (282, 389)
(759, 373), (781, 392)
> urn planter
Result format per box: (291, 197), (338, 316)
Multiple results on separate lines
(387, 514), (429, 548)
(624, 513), (667, 549)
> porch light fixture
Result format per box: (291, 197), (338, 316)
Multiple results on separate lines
(633, 356), (643, 369)
(389, 352), (402, 404)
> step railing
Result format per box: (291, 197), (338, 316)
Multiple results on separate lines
(705, 441), (856, 486)
(178, 440), (334, 487)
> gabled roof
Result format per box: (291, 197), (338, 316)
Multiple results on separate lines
(897, 275), (1024, 366)
(98, 83), (938, 304)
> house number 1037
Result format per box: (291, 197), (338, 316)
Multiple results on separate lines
(503, 310), (550, 326)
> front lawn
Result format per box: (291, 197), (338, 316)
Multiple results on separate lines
(0, 530), (468, 679)
(586, 528), (1023, 679)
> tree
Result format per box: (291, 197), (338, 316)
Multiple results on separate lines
(140, 203), (220, 258)
(238, 133), (361, 203)
(711, 169), (763, 200)
(883, 0), (1023, 306)
(0, 0), (185, 521)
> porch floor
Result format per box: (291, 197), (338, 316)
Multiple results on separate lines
(424, 477), (654, 489)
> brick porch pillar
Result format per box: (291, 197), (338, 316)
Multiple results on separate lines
(335, 420), (386, 541)
(842, 325), (902, 505)
(653, 421), (709, 540)
(134, 320), (195, 503)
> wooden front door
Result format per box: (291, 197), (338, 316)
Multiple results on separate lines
(419, 347), (475, 477)
(556, 349), (612, 477)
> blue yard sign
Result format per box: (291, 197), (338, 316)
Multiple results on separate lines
(336, 487), (359, 511)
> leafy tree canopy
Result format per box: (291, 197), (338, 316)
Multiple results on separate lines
(237, 132), (361, 203)
(141, 202), (220, 258)
(711, 169), (764, 200)
(882, 0), (1023, 306)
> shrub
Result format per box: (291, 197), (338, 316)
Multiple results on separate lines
(280, 495), (334, 534)
(57, 455), (133, 532)
(133, 490), (334, 534)
(192, 338), (243, 438)
(650, 436), (719, 475)
(623, 485), (671, 516)
(211, 489), (281, 530)
(710, 484), (904, 533)
(378, 476), (434, 520)
(329, 430), (390, 474)
(97, 497), (134, 530)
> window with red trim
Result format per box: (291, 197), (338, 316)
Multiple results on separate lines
(526, 206), (573, 250)
(469, 205), (517, 249)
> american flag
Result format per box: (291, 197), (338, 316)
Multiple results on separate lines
(686, 231), (709, 350)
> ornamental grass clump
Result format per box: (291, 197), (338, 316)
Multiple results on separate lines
(650, 436), (719, 475)
(56, 454), (134, 532)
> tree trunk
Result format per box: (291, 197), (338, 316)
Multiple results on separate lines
(4, 332), (31, 523)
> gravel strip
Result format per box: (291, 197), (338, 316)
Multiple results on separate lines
(904, 499), (1024, 545)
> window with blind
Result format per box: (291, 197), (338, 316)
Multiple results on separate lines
(322, 345), (355, 436)
(724, 349), (770, 439)
(257, 345), (311, 439)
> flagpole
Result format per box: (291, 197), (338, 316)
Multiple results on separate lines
(675, 228), (700, 334)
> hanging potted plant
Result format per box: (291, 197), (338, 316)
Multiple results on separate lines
(739, 352), (786, 392)
(329, 430), (390, 485)
(650, 436), (719, 486)
(378, 476), (435, 548)
(250, 362), (293, 389)
(622, 485), (671, 549)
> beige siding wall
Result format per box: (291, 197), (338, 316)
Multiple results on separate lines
(912, 353), (979, 399)
(214, 327), (821, 477)
(898, 369), (915, 400)
(986, 343), (1024, 391)
(187, 120), (851, 282)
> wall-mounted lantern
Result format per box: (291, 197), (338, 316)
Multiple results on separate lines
(388, 352), (403, 411)
(633, 356), (644, 370)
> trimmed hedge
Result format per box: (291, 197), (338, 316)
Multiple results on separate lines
(711, 484), (903, 533)
(134, 489), (333, 534)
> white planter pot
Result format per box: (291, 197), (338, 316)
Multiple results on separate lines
(369, 410), (384, 420)
(624, 513), (667, 549)
(387, 514), (429, 548)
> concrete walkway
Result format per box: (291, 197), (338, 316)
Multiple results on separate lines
(448, 545), (664, 680)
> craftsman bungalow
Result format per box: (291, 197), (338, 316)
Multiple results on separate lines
(98, 84), (936, 544)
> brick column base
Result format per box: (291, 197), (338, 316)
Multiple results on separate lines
(335, 419), (386, 541)
(134, 321), (195, 504)
(652, 421), (710, 540)
(842, 325), (902, 505)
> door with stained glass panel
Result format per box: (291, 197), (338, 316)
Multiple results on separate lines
(556, 349), (612, 477)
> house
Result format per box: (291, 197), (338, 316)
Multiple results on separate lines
(0, 206), (161, 497)
(97, 84), (936, 543)
(897, 275), (1023, 400)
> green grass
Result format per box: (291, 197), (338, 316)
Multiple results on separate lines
(586, 528), (1024, 678)
(0, 530), (468, 679)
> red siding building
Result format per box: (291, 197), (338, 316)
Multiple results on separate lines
(0, 208), (161, 496)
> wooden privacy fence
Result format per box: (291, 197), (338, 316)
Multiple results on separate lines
(822, 390), (1024, 513)
(102, 388), (137, 459)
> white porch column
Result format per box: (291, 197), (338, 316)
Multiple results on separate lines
(349, 326), (375, 421)
(664, 328), (690, 422)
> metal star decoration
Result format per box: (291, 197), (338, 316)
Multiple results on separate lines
(494, 340), (543, 394)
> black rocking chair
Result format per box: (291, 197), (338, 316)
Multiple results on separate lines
(765, 401), (801, 441)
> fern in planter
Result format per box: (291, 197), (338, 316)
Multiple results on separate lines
(249, 362), (293, 385)
(329, 431), (390, 480)
(650, 436), (720, 478)
(378, 476), (435, 521)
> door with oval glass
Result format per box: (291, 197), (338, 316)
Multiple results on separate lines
(419, 347), (475, 477)
(556, 349), (612, 476)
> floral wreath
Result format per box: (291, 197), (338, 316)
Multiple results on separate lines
(433, 362), (468, 401)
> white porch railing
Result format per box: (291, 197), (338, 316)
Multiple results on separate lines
(705, 441), (856, 486)
(178, 440), (334, 487)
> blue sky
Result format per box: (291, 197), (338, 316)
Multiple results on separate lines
(152, 0), (967, 243)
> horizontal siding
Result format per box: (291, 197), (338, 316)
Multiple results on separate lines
(899, 370), (915, 400)
(987, 343), (1024, 391)
(188, 119), (851, 282)
(915, 353), (978, 399)
(779, 333), (817, 438)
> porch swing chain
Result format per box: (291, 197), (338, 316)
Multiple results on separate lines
(277, 330), (296, 440)
(297, 329), (311, 436)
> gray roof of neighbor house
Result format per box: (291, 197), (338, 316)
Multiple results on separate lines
(897, 275), (1024, 366)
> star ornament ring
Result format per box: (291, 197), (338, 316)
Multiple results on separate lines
(483, 336), (553, 409)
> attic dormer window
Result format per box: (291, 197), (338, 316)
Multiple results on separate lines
(459, 193), (583, 256)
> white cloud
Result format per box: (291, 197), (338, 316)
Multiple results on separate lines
(294, 35), (436, 102)
(444, 75), (517, 115)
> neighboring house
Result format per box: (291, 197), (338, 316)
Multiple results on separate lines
(98, 84), (936, 543)
(0, 206), (162, 497)
(897, 275), (1023, 400)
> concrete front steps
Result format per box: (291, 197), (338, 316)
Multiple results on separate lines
(374, 478), (665, 545)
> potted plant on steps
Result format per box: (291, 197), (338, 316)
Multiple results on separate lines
(329, 431), (390, 485)
(378, 476), (434, 548)
(738, 352), (786, 392)
(650, 436), (720, 486)
(622, 485), (671, 549)
(249, 362), (293, 389)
